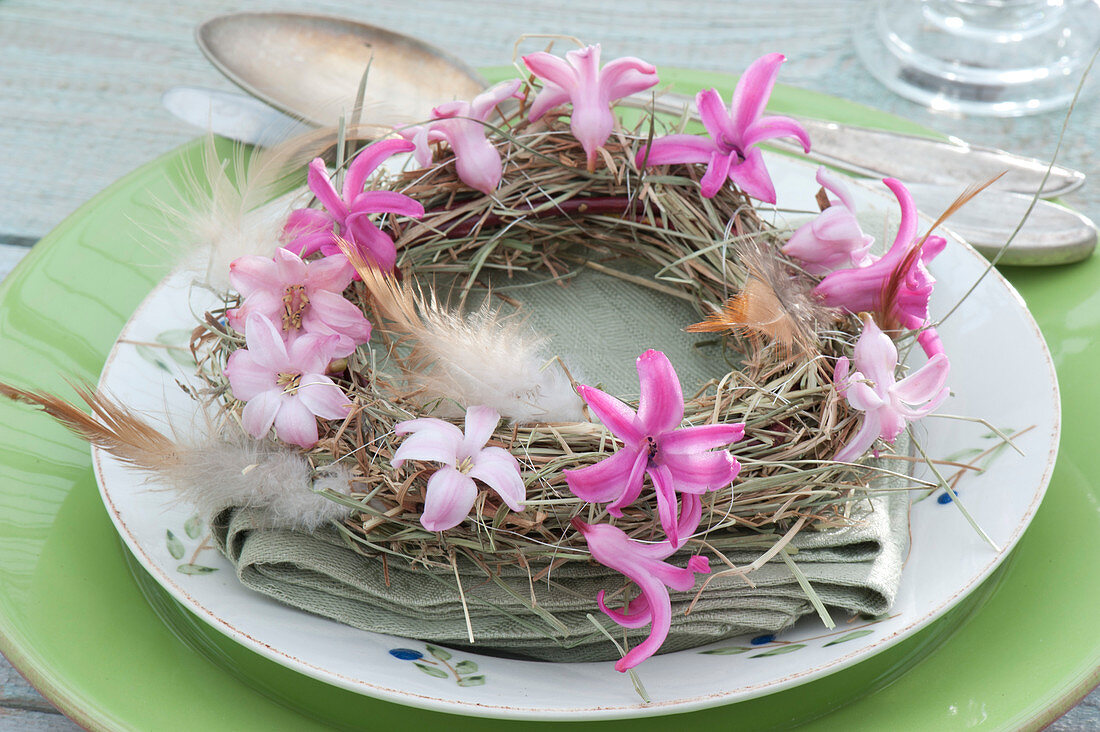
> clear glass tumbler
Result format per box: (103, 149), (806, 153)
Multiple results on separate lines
(855, 0), (1100, 116)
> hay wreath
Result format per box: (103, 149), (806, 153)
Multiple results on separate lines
(1, 47), (975, 676)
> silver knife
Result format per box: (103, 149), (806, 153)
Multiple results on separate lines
(632, 92), (1085, 198)
(163, 85), (1096, 266)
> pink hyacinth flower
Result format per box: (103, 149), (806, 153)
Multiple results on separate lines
(813, 178), (946, 358)
(226, 248), (371, 358)
(564, 350), (745, 549)
(399, 79), (524, 194)
(392, 406), (525, 532)
(635, 53), (810, 203)
(572, 518), (710, 672)
(833, 316), (950, 463)
(524, 44), (659, 170)
(782, 166), (874, 274)
(224, 313), (353, 449)
(282, 138), (425, 273)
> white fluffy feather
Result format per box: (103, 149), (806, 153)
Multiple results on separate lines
(413, 302), (585, 423)
(351, 264), (584, 424)
(163, 435), (355, 531)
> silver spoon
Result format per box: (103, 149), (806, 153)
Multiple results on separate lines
(192, 11), (1096, 265)
(197, 11), (486, 127)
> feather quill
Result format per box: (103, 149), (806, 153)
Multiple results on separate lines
(0, 382), (353, 531)
(342, 243), (584, 424)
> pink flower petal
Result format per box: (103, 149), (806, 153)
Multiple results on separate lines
(527, 83), (571, 122)
(342, 138), (416, 201)
(635, 349), (684, 435)
(817, 165), (858, 213)
(699, 150), (734, 199)
(228, 256), (279, 297)
(853, 318), (898, 393)
(564, 445), (645, 504)
(392, 418), (464, 468)
(606, 447), (650, 516)
(833, 411), (883, 463)
(273, 395), (320, 448)
(844, 380), (885, 412)
(343, 215), (398, 273)
(349, 190), (425, 219)
(420, 467), (478, 531)
(225, 348), (274, 402)
(397, 124), (434, 167)
(695, 88), (737, 144)
(283, 207), (333, 239)
(305, 254), (355, 293)
(877, 404), (908, 443)
(522, 52), (577, 100)
(598, 56), (658, 101)
(884, 178), (918, 257)
(834, 356), (851, 395)
(462, 405), (500, 454)
(576, 384), (642, 445)
(893, 353), (950, 407)
(730, 52), (785, 135)
(430, 117), (505, 194)
(240, 388), (283, 439)
(282, 229), (336, 259)
(226, 290), (281, 333)
(649, 464), (684, 548)
(742, 114), (811, 152)
(243, 313), (290, 369)
(306, 158), (347, 221)
(597, 590), (652, 629)
(659, 450), (740, 494)
(726, 146), (777, 203)
(614, 573), (672, 673)
(468, 446), (525, 511)
(303, 290), (372, 345)
(916, 327), (946, 359)
(636, 134), (715, 167)
(659, 423), (744, 452)
(676, 493), (703, 546)
(296, 373), (352, 421)
(469, 79), (523, 120)
(272, 247), (307, 284)
(286, 332), (339, 375)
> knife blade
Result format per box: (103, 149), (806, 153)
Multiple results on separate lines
(163, 85), (1097, 266)
(631, 92), (1085, 198)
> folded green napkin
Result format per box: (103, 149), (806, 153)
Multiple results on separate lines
(210, 483), (909, 662)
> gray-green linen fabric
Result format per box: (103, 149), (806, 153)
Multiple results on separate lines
(211, 485), (909, 662)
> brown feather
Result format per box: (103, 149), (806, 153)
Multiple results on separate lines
(878, 171), (1006, 329)
(0, 381), (180, 471)
(916, 171), (1006, 249)
(687, 277), (800, 353)
(687, 242), (830, 358)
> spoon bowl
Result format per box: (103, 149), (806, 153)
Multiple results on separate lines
(197, 12), (487, 127)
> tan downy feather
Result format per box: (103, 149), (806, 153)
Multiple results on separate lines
(340, 240), (584, 423)
(0, 382), (353, 530)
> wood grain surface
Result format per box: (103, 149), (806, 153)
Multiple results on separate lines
(0, 0), (1096, 729)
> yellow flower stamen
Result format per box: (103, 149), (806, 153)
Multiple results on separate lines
(282, 284), (310, 332)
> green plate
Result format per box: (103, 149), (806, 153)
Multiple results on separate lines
(0, 70), (1096, 731)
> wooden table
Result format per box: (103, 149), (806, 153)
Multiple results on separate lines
(0, 1), (1096, 728)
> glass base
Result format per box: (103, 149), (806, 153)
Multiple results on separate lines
(855, 0), (1100, 117)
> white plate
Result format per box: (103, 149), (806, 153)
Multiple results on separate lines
(92, 155), (1060, 720)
